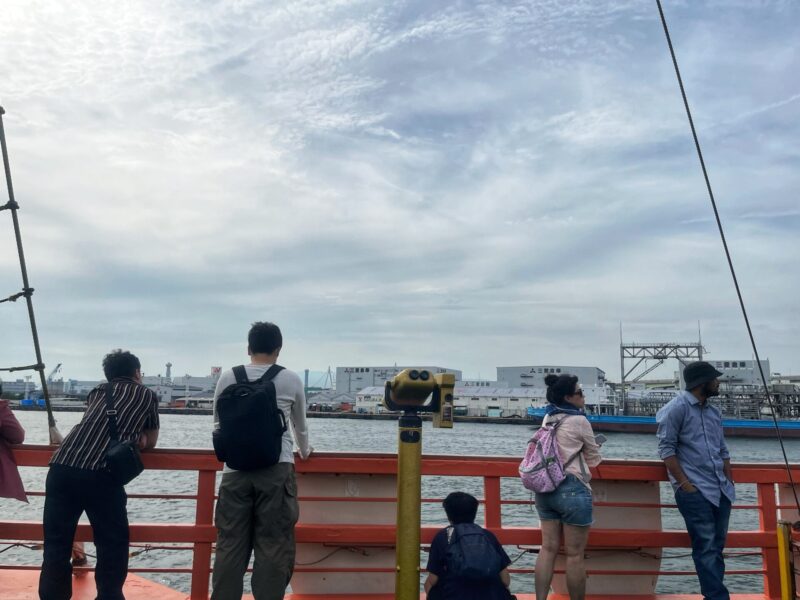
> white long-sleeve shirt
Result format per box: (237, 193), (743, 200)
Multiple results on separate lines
(213, 363), (311, 470)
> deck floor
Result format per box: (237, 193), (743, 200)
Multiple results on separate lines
(0, 569), (185, 600)
(0, 571), (770, 600)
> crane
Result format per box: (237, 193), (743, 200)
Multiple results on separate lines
(46, 363), (62, 383)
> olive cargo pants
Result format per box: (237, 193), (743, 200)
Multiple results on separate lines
(211, 463), (299, 600)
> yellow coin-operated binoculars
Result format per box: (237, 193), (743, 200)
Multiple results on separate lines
(384, 369), (455, 600)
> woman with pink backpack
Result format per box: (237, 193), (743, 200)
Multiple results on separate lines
(529, 374), (602, 600)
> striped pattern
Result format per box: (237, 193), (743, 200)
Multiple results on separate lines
(51, 378), (159, 471)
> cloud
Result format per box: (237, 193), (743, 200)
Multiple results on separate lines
(0, 0), (798, 383)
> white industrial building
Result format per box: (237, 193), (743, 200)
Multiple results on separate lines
(711, 359), (770, 387)
(140, 377), (174, 405)
(336, 366), (463, 394)
(355, 384), (615, 417)
(496, 366), (607, 388)
(676, 359), (770, 388)
(172, 374), (220, 393)
(460, 380), (498, 387)
(0, 379), (36, 396)
(65, 380), (103, 396)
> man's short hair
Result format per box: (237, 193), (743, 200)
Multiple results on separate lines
(102, 350), (141, 381)
(248, 322), (283, 355)
(443, 491), (479, 525)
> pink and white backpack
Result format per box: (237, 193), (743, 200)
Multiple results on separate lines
(519, 415), (581, 493)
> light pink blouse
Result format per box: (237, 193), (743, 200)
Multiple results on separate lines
(543, 412), (602, 488)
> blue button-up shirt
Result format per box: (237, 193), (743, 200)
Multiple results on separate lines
(656, 390), (735, 506)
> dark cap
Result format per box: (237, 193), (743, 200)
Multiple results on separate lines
(683, 361), (723, 391)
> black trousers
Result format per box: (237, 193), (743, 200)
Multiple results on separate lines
(39, 464), (129, 600)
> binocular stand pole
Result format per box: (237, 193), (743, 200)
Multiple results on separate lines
(395, 411), (423, 600)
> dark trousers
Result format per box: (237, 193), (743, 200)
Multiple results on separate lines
(211, 463), (299, 600)
(675, 489), (732, 600)
(39, 464), (129, 600)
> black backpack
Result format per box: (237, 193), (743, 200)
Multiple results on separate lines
(445, 523), (504, 581)
(212, 365), (287, 470)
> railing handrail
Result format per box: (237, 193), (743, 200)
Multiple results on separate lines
(10, 444), (800, 479)
(1, 445), (793, 599)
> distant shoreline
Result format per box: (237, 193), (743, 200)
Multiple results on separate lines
(10, 404), (533, 425)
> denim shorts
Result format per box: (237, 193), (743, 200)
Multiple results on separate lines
(534, 474), (593, 526)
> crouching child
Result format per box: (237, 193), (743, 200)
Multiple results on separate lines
(424, 491), (515, 600)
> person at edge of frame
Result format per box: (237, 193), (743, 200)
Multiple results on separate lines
(657, 361), (735, 600)
(0, 379), (28, 503)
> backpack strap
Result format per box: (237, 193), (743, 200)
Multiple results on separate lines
(104, 382), (119, 443)
(257, 364), (284, 383)
(232, 365), (249, 384)
(446, 525), (455, 544)
(550, 414), (586, 475)
(543, 413), (571, 429)
(562, 444), (585, 469)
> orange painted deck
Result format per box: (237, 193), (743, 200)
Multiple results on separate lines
(2, 445), (799, 599)
(0, 569), (186, 600)
(0, 572), (771, 600)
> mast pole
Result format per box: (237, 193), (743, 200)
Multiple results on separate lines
(0, 106), (60, 441)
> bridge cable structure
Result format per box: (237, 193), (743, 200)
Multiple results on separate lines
(655, 0), (800, 519)
(0, 106), (61, 443)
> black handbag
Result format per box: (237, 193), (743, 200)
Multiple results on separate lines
(104, 382), (144, 485)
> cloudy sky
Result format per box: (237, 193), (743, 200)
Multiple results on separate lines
(1, 0), (798, 384)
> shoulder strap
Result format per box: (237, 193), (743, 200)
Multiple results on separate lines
(562, 444), (585, 469)
(557, 415), (585, 470)
(104, 382), (119, 442)
(258, 364), (284, 383)
(232, 365), (249, 384)
(545, 414), (570, 430)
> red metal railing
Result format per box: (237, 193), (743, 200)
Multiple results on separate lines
(0, 446), (795, 599)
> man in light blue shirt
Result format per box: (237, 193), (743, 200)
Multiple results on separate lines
(657, 361), (735, 600)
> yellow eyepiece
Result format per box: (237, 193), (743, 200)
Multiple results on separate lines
(387, 369), (435, 407)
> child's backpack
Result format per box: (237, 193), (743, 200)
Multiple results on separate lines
(519, 415), (582, 493)
(445, 523), (503, 581)
(212, 365), (287, 470)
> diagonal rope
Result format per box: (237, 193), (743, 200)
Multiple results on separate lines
(655, 0), (800, 517)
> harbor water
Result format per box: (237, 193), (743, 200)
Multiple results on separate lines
(3, 410), (799, 595)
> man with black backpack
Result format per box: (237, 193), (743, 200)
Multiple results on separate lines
(211, 322), (312, 600)
(424, 492), (515, 600)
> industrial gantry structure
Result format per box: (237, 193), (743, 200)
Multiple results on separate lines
(619, 341), (704, 415)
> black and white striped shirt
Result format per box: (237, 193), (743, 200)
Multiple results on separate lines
(51, 378), (160, 471)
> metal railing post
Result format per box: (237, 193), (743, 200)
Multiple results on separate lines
(190, 469), (217, 599)
(484, 476), (502, 529)
(776, 520), (796, 600)
(758, 482), (782, 599)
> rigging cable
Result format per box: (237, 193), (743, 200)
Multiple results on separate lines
(0, 107), (60, 441)
(654, 0), (800, 517)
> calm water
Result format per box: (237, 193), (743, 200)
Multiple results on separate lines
(3, 410), (799, 595)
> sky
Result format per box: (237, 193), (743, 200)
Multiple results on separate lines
(0, 0), (798, 384)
